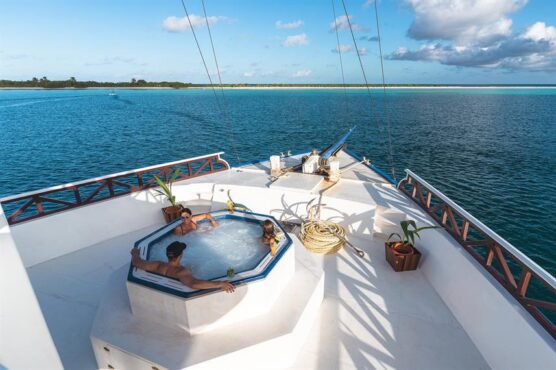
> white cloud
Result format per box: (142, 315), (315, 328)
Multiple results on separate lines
(162, 15), (227, 32)
(282, 33), (309, 47)
(363, 0), (375, 8)
(331, 44), (368, 56)
(360, 35), (379, 42)
(404, 0), (527, 46)
(332, 44), (354, 53)
(389, 1), (556, 71)
(521, 21), (556, 42)
(243, 71), (255, 77)
(330, 15), (364, 32)
(276, 20), (304, 30)
(292, 69), (312, 77)
(390, 22), (556, 71)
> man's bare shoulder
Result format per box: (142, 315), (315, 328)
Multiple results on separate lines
(175, 265), (191, 277)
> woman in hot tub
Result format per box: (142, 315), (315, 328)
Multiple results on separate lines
(261, 219), (280, 256)
(173, 208), (218, 235)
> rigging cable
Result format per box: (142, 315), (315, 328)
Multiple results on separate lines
(179, 0), (241, 163)
(372, 0), (396, 179)
(331, 0), (350, 126)
(200, 0), (241, 164)
(339, 0), (392, 176)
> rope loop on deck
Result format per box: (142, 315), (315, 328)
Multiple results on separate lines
(300, 219), (346, 254)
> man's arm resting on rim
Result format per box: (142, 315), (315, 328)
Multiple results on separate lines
(130, 248), (161, 272)
(177, 270), (235, 293)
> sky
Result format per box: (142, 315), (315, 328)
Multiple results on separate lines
(1, 0), (555, 84)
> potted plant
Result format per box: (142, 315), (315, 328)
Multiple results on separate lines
(152, 170), (183, 223)
(385, 220), (438, 272)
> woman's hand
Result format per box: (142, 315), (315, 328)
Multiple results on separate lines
(208, 214), (218, 227)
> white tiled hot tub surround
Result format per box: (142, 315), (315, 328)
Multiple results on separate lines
(127, 210), (295, 334)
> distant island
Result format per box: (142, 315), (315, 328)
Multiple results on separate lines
(1, 78), (555, 89)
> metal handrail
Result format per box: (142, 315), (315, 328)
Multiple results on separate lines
(0, 152), (230, 225)
(398, 169), (556, 338)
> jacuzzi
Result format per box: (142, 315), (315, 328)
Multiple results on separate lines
(126, 210), (295, 334)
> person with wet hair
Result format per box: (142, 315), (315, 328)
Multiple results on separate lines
(261, 219), (279, 256)
(130, 241), (234, 293)
(173, 207), (218, 235)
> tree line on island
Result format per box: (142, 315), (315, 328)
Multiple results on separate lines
(0, 77), (191, 89)
(0, 77), (554, 88)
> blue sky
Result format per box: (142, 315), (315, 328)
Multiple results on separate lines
(1, 0), (555, 84)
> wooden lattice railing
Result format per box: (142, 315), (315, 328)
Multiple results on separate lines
(398, 169), (556, 339)
(0, 152), (230, 225)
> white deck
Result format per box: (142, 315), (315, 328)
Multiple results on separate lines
(22, 151), (491, 369)
(27, 227), (487, 370)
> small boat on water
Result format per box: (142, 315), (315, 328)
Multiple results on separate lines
(108, 89), (117, 97)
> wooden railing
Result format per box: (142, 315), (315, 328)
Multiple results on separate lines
(398, 169), (556, 339)
(0, 152), (230, 225)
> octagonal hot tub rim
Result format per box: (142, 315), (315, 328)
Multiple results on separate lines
(127, 210), (293, 299)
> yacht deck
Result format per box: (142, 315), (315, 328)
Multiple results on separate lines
(27, 227), (488, 370)
(24, 151), (489, 369)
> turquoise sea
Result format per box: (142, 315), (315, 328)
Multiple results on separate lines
(1, 88), (555, 278)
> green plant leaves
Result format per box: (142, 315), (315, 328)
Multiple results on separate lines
(152, 169), (181, 207)
(388, 232), (402, 242)
(398, 219), (439, 245)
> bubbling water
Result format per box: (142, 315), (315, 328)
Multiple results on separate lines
(148, 219), (269, 280)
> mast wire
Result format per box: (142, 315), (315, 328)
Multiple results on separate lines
(200, 0), (241, 164)
(339, 0), (390, 174)
(331, 0), (350, 127)
(179, 0), (241, 163)
(372, 0), (396, 179)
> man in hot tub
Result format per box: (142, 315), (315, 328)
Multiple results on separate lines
(173, 207), (218, 235)
(131, 241), (235, 293)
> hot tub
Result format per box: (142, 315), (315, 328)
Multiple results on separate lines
(126, 210), (295, 334)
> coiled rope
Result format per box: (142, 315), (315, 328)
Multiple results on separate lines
(301, 219), (346, 255)
(300, 198), (365, 257)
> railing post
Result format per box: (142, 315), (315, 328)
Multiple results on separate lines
(441, 205), (448, 225)
(73, 186), (82, 205)
(461, 220), (470, 241)
(34, 195), (44, 215)
(411, 182), (418, 198)
(518, 269), (532, 298)
(426, 191), (432, 208)
(107, 179), (115, 196)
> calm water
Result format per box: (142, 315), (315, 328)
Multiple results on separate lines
(0, 88), (555, 277)
(148, 219), (267, 280)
